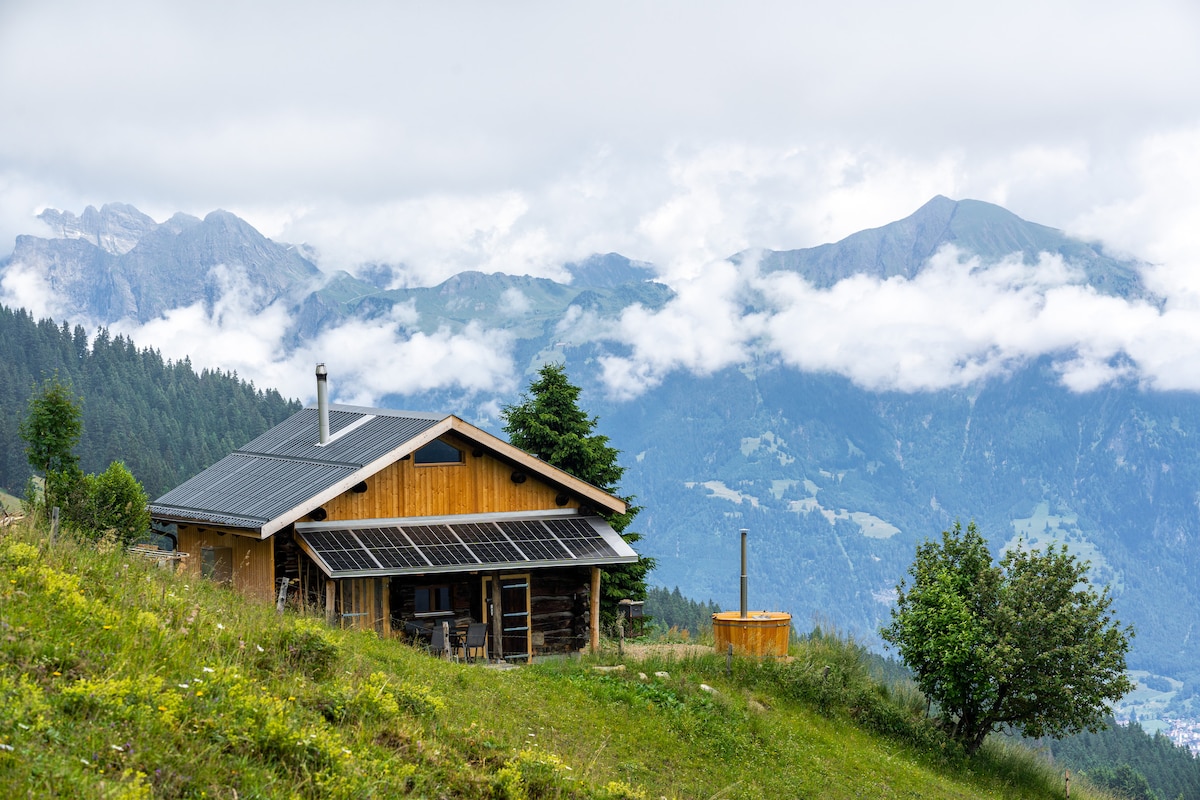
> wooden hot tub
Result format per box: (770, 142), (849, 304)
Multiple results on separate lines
(712, 611), (791, 658)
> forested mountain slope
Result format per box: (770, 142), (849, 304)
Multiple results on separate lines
(0, 304), (299, 498)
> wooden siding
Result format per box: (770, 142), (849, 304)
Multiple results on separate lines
(320, 433), (576, 521)
(176, 524), (276, 603)
(338, 578), (391, 636)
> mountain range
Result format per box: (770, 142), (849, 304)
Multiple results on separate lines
(3, 196), (1195, 727)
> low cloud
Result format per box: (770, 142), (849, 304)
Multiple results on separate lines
(588, 246), (1195, 398)
(0, 259), (74, 322)
(596, 258), (766, 400)
(292, 315), (517, 406)
(105, 266), (517, 406)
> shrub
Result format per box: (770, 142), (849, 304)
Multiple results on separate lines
(330, 671), (444, 724)
(271, 618), (341, 680)
(493, 747), (576, 800)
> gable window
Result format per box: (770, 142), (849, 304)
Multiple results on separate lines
(414, 585), (452, 615)
(414, 439), (464, 465)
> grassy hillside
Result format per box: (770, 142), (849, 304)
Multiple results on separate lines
(0, 520), (1114, 799)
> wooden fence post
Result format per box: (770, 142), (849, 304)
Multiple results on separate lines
(589, 567), (601, 655)
(490, 573), (505, 663)
(276, 577), (289, 614)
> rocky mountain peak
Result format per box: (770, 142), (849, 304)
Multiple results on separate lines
(752, 195), (1146, 298)
(37, 203), (157, 255)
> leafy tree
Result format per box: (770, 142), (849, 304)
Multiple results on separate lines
(19, 374), (84, 509)
(69, 461), (151, 544)
(18, 374), (151, 543)
(502, 363), (654, 625)
(881, 521), (1134, 755)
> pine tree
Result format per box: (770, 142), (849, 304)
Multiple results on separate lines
(502, 363), (654, 626)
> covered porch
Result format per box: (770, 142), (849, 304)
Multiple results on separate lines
(292, 509), (636, 661)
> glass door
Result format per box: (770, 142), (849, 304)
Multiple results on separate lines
(482, 574), (531, 663)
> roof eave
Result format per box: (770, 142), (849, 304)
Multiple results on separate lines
(148, 506), (266, 535)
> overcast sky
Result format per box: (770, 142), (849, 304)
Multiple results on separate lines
(3, 1), (1200, 402)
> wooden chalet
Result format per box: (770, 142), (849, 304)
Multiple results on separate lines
(148, 365), (638, 661)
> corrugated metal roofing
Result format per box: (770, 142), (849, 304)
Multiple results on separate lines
(243, 407), (442, 465)
(294, 509), (637, 579)
(150, 405), (444, 533)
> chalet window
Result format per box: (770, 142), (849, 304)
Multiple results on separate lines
(414, 440), (464, 465)
(414, 585), (452, 615)
(200, 546), (233, 586)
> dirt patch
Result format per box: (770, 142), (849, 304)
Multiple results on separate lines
(615, 642), (716, 661)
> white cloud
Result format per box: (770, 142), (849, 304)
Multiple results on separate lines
(498, 288), (532, 317)
(109, 268), (517, 405)
(293, 313), (517, 406)
(2, 1), (1200, 405)
(0, 259), (74, 322)
(587, 245), (1200, 397)
(598, 258), (766, 399)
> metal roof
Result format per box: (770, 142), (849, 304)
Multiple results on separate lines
(294, 509), (638, 579)
(150, 404), (444, 534)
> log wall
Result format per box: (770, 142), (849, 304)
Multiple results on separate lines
(389, 568), (591, 655)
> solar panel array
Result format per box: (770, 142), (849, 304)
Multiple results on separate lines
(298, 516), (627, 576)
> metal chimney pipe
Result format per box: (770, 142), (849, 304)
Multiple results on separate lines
(316, 363), (330, 445)
(740, 528), (748, 619)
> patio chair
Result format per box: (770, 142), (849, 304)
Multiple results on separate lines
(428, 623), (458, 660)
(460, 622), (488, 663)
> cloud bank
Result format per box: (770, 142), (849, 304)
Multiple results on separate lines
(585, 246), (1190, 400)
(1, 2), (1198, 404)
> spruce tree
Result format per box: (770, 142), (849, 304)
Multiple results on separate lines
(502, 363), (654, 627)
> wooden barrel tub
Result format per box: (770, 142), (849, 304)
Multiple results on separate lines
(712, 611), (792, 658)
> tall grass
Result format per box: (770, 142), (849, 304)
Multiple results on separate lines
(0, 519), (1116, 799)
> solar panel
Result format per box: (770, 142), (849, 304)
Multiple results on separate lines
(302, 529), (379, 572)
(546, 517), (621, 559)
(403, 525), (476, 566)
(453, 522), (526, 564)
(495, 520), (572, 561)
(296, 513), (636, 578)
(354, 527), (428, 569)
